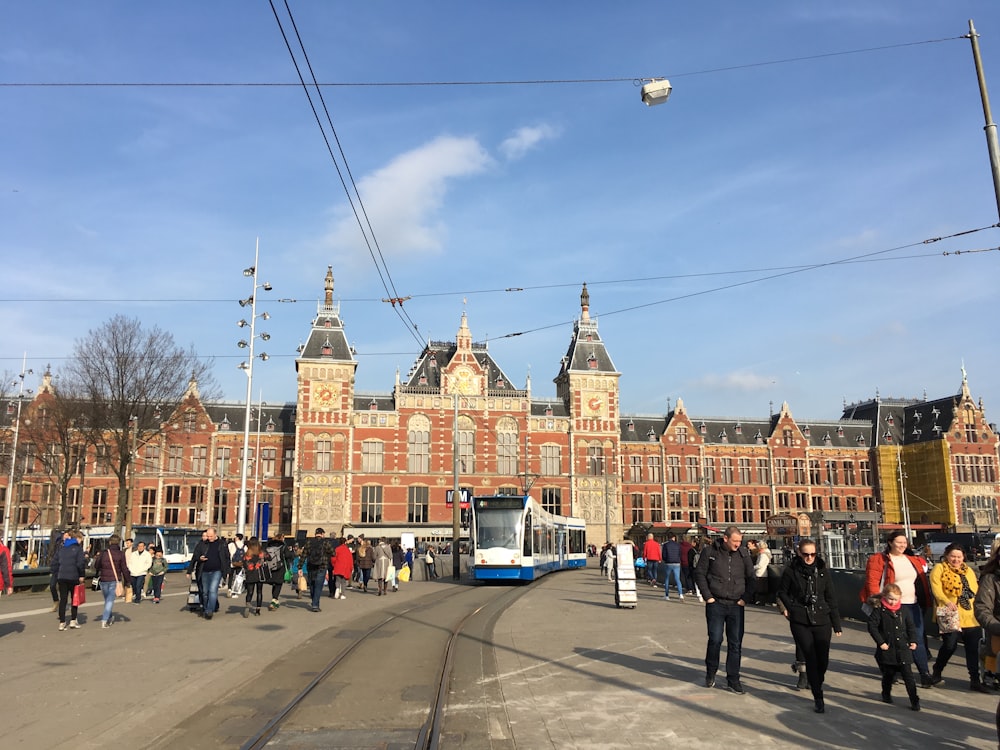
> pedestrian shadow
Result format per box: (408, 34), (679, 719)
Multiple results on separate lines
(0, 620), (25, 637)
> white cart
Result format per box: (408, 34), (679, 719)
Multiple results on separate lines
(614, 543), (637, 609)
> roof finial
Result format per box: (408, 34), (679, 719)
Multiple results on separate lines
(324, 266), (334, 307)
(580, 282), (590, 321)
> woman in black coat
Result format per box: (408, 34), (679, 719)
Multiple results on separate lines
(51, 531), (87, 631)
(777, 538), (843, 714)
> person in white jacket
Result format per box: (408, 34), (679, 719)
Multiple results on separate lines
(126, 541), (152, 604)
(753, 540), (772, 605)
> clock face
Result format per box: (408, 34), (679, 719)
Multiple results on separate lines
(312, 383), (336, 408)
(584, 392), (604, 417)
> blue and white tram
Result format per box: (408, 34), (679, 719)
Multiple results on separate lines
(131, 525), (200, 571)
(471, 495), (586, 582)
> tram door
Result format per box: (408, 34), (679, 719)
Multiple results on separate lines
(556, 529), (566, 567)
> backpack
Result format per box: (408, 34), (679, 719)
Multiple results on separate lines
(231, 545), (246, 568)
(264, 544), (284, 576)
(307, 539), (326, 568)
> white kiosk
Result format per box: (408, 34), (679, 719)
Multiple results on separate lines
(614, 543), (637, 609)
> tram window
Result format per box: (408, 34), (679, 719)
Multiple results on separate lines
(523, 513), (532, 556)
(473, 509), (521, 549)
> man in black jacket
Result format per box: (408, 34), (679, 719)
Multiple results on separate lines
(694, 526), (755, 694)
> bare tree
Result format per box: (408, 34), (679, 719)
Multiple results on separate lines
(16, 371), (91, 528)
(62, 315), (218, 539)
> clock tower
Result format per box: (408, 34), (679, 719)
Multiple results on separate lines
(555, 283), (622, 541)
(294, 266), (357, 531)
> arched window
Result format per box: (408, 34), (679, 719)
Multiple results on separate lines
(407, 415), (430, 473)
(496, 416), (519, 475)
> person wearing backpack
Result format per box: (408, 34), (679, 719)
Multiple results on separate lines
(227, 534), (246, 590)
(264, 533), (290, 611)
(241, 538), (269, 618)
(305, 529), (333, 612)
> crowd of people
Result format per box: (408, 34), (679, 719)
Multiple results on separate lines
(13, 527), (451, 629)
(604, 523), (1000, 735)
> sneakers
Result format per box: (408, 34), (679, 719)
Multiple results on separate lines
(101, 621), (110, 629)
(154, 598), (160, 604)
(309, 606), (321, 613)
(704, 673), (716, 688)
(678, 594), (685, 601)
(69, 620), (80, 629)
(727, 680), (746, 694)
(58, 622), (67, 631)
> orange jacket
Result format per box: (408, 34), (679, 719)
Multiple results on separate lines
(860, 551), (930, 607)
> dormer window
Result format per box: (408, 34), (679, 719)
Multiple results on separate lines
(429, 353), (437, 368)
(587, 353), (598, 369)
(323, 318), (333, 328)
(369, 399), (378, 411)
(220, 415), (230, 431)
(856, 434), (866, 445)
(883, 431), (893, 443)
(735, 422), (742, 435)
(627, 420), (635, 433)
(886, 414), (894, 426)
(647, 428), (656, 441)
(803, 425), (811, 437)
(496, 375), (504, 388)
(913, 411), (921, 423)
(266, 417), (276, 433)
(585, 333), (593, 342)
(544, 406), (553, 417)
(321, 336), (333, 356)
(823, 432), (832, 446)
(719, 431), (729, 443)
(419, 374), (427, 385)
(754, 430), (763, 444)
(933, 424), (942, 434)
(6, 402), (14, 416)
(836, 426), (844, 437)
(912, 427), (921, 437)
(700, 421), (707, 434)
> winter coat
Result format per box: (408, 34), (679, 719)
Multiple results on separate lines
(264, 541), (290, 584)
(867, 601), (917, 668)
(187, 539), (232, 577)
(975, 571), (1000, 637)
(661, 540), (682, 564)
(356, 543), (374, 571)
(860, 551), (930, 607)
(930, 561), (980, 630)
(753, 547), (772, 578)
(642, 539), (662, 563)
(372, 542), (393, 580)
(777, 555), (842, 630)
(52, 538), (87, 582)
(242, 550), (270, 584)
(332, 543), (355, 579)
(94, 545), (131, 585)
(694, 538), (755, 603)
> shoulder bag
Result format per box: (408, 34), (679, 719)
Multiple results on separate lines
(108, 550), (125, 598)
(936, 605), (961, 634)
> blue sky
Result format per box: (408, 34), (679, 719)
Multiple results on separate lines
(2, 2), (999, 424)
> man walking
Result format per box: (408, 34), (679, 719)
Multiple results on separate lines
(661, 532), (684, 601)
(641, 533), (661, 586)
(189, 527), (230, 620)
(304, 528), (333, 612)
(694, 526), (755, 694)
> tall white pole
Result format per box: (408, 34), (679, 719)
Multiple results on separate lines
(3, 354), (30, 548)
(237, 240), (260, 536)
(967, 20), (1000, 222)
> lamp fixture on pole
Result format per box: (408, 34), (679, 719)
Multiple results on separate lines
(236, 239), (271, 536)
(640, 78), (672, 107)
(2, 355), (33, 548)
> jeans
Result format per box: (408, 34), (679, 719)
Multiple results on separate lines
(935, 625), (982, 680)
(199, 569), (223, 616)
(132, 575), (145, 603)
(100, 580), (117, 623)
(310, 569), (326, 609)
(705, 600), (745, 681)
(149, 574), (165, 600)
(664, 563), (683, 598)
(902, 603), (930, 676)
(645, 560), (658, 583)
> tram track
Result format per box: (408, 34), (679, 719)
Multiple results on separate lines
(153, 581), (528, 749)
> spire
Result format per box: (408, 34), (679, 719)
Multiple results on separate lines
(961, 360), (971, 400)
(457, 310), (472, 351)
(580, 282), (590, 322)
(324, 266), (334, 307)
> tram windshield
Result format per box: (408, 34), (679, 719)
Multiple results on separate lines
(474, 508), (522, 550)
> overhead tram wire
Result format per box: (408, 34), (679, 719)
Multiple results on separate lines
(1, 223), (997, 306)
(267, 0), (426, 352)
(2, 34), (964, 89)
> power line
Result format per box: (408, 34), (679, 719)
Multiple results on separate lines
(268, 0), (426, 351)
(0, 36), (961, 88)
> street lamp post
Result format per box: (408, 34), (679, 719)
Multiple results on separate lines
(237, 240), (271, 537)
(966, 20), (1000, 222)
(3, 355), (33, 548)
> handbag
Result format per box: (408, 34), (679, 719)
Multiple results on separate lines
(425, 552), (434, 564)
(297, 571), (308, 593)
(936, 605), (961, 634)
(398, 565), (410, 583)
(108, 549), (125, 598)
(635, 557), (646, 568)
(72, 582), (87, 607)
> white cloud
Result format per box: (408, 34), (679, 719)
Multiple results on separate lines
(693, 370), (777, 392)
(325, 135), (493, 262)
(499, 124), (560, 161)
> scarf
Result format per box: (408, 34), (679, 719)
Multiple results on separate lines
(940, 564), (975, 610)
(881, 596), (901, 612)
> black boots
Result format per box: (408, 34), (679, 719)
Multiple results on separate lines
(794, 662), (808, 690)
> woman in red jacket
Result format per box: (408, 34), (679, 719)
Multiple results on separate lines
(331, 538), (354, 600)
(860, 530), (933, 687)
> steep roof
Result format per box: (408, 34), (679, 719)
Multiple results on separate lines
(296, 266), (355, 366)
(555, 283), (619, 381)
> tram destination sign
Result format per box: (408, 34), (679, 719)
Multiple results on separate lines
(472, 496), (524, 510)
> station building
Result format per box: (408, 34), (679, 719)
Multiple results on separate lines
(1, 268), (997, 554)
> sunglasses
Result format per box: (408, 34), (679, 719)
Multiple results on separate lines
(800, 552), (817, 558)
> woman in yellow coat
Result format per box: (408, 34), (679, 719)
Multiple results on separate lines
(929, 543), (986, 690)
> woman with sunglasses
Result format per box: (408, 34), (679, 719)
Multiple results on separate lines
(777, 538), (843, 713)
